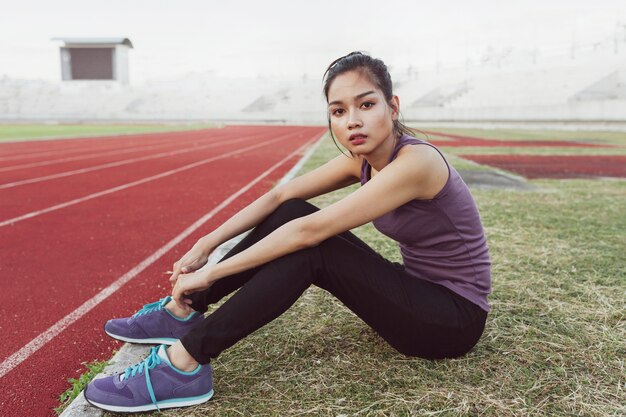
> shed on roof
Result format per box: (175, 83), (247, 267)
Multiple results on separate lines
(51, 37), (133, 84)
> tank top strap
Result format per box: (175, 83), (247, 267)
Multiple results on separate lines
(360, 135), (423, 184)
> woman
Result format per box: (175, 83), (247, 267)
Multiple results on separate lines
(85, 52), (491, 413)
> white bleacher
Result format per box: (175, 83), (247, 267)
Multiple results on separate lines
(1, 30), (625, 124)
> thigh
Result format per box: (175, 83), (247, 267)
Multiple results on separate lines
(314, 234), (484, 358)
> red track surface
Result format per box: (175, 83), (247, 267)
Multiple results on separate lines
(460, 154), (626, 179)
(0, 125), (326, 417)
(418, 130), (622, 179)
(422, 130), (615, 148)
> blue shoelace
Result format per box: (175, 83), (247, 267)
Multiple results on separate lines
(122, 346), (163, 411)
(132, 297), (170, 318)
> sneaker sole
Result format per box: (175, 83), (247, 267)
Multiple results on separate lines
(104, 329), (178, 345)
(85, 389), (214, 412)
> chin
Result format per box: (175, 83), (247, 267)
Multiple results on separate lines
(350, 148), (368, 157)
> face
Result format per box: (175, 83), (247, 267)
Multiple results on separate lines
(327, 70), (399, 156)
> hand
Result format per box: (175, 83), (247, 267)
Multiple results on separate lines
(171, 267), (214, 311)
(169, 241), (212, 287)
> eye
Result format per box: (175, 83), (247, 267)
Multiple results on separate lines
(330, 108), (345, 117)
(361, 101), (375, 109)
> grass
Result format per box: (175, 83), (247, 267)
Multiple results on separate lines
(0, 123), (217, 142)
(83, 127), (623, 416)
(55, 359), (110, 415)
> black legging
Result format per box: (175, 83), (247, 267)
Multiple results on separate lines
(181, 199), (487, 362)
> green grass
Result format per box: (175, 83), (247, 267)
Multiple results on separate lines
(55, 359), (110, 415)
(91, 129), (623, 416)
(0, 123), (217, 142)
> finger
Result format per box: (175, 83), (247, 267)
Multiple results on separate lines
(169, 265), (183, 284)
(181, 260), (200, 273)
(174, 294), (187, 311)
(181, 297), (193, 312)
(174, 276), (195, 311)
(171, 282), (186, 310)
(183, 298), (194, 307)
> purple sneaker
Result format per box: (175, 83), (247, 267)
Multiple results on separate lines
(105, 296), (202, 345)
(85, 345), (214, 412)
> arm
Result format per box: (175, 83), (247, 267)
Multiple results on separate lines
(169, 152), (360, 287)
(172, 146), (447, 306)
(198, 153), (359, 252)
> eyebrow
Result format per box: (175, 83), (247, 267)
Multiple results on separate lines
(328, 90), (376, 106)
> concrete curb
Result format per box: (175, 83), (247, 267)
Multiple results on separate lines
(59, 132), (326, 417)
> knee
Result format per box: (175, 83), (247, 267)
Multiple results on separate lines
(269, 198), (319, 225)
(278, 198), (318, 215)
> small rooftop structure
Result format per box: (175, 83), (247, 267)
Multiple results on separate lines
(52, 37), (133, 84)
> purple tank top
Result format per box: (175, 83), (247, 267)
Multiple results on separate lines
(360, 135), (491, 311)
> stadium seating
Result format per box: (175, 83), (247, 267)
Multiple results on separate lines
(1, 39), (624, 124)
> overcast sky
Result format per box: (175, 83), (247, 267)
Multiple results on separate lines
(1, 0), (625, 82)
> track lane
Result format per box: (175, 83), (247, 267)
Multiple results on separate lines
(0, 127), (320, 416)
(0, 133), (193, 163)
(0, 126), (299, 183)
(0, 129), (281, 190)
(0, 160), (299, 416)
(420, 130), (616, 148)
(0, 126), (269, 160)
(0, 130), (301, 223)
(0, 127), (325, 363)
(0, 127), (260, 160)
(0, 127), (240, 171)
(0, 128), (218, 161)
(0, 127), (308, 221)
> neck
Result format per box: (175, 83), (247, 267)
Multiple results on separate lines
(365, 133), (398, 172)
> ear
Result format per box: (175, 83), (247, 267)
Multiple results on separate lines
(389, 96), (400, 120)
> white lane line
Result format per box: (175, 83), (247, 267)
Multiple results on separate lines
(0, 135), (255, 189)
(0, 139), (154, 162)
(0, 129), (290, 189)
(0, 135), (317, 380)
(0, 130), (218, 162)
(0, 145), (93, 162)
(0, 132), (296, 228)
(0, 130), (231, 172)
(0, 141), (116, 161)
(0, 135), (195, 165)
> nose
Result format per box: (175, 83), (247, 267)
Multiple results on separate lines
(347, 111), (362, 129)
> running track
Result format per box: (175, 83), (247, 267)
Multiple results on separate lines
(0, 125), (326, 417)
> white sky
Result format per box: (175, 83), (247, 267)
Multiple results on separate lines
(0, 0), (625, 82)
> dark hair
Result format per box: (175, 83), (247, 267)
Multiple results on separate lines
(322, 51), (415, 157)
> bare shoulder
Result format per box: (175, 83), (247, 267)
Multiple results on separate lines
(394, 143), (449, 199)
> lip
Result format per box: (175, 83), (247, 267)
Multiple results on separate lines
(348, 133), (367, 145)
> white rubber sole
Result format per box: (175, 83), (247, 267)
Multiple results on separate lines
(104, 329), (178, 345)
(86, 389), (214, 412)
